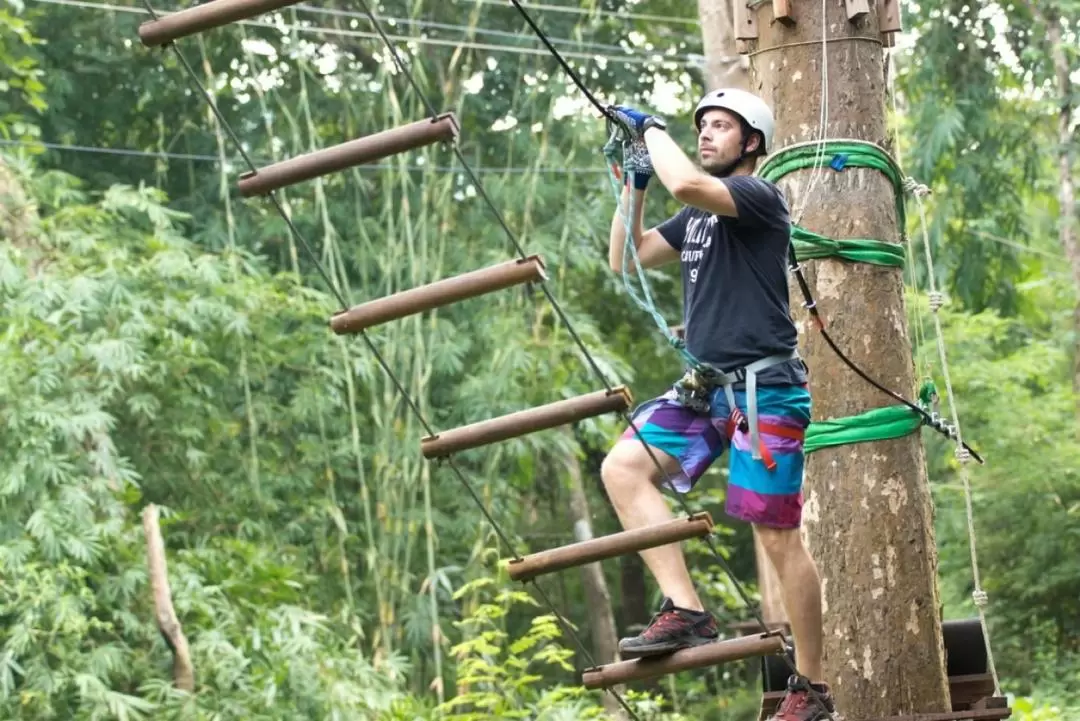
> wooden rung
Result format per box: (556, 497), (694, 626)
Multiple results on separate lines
(506, 513), (714, 582)
(138, 0), (301, 47)
(773, 0), (795, 25)
(734, 0), (758, 41)
(583, 633), (784, 689)
(760, 695), (1010, 721)
(238, 114), (460, 197)
(420, 387), (633, 459)
(851, 704), (1012, 721)
(330, 257), (545, 334)
(878, 0), (902, 33)
(845, 0), (871, 22)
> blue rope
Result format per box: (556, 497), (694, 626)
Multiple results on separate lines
(603, 131), (705, 371)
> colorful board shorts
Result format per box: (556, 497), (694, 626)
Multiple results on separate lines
(618, 383), (812, 529)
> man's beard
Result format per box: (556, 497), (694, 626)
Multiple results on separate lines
(700, 152), (741, 178)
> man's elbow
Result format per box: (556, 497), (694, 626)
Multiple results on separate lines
(670, 174), (738, 217)
(669, 176), (701, 204)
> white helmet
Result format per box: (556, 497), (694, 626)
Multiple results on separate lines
(694, 88), (774, 153)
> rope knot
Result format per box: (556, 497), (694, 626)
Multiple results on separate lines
(928, 291), (945, 312)
(903, 176), (931, 197)
(972, 589), (989, 607)
(954, 445), (972, 464)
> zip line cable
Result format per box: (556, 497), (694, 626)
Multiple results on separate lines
(30, 0), (706, 69)
(0, 137), (608, 173)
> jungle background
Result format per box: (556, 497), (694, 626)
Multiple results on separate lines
(1, 0), (1077, 718)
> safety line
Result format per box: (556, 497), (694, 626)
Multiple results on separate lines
(131, 3), (637, 717)
(0, 137), (608, 173)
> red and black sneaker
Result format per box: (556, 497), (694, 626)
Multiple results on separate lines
(768, 674), (836, 721)
(617, 597), (719, 659)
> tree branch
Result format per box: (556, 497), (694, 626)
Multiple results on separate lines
(143, 504), (195, 692)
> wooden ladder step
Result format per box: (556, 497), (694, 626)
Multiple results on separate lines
(582, 633), (785, 689)
(506, 513), (714, 582)
(237, 114), (460, 197)
(139, 0), (302, 47)
(420, 386), (632, 459)
(330, 256), (546, 333)
(852, 701), (1011, 721)
(759, 693), (1010, 721)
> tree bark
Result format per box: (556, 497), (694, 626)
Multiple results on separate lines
(565, 446), (625, 715)
(143, 504), (196, 692)
(748, 4), (950, 716)
(697, 0), (749, 90)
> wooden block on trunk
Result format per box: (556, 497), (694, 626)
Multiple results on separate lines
(878, 0), (902, 32)
(773, 0), (795, 25)
(735, 0), (759, 41)
(845, 0), (870, 22)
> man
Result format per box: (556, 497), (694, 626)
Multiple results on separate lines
(601, 89), (835, 721)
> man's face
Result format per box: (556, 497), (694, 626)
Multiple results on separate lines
(697, 108), (754, 174)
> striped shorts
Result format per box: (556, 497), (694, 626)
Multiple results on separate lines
(618, 383), (812, 529)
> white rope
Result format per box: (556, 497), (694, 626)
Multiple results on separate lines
(788, 0), (830, 225)
(909, 184), (1001, 695)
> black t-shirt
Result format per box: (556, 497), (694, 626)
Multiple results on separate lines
(657, 175), (807, 387)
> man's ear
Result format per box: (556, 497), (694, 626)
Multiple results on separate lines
(744, 132), (762, 156)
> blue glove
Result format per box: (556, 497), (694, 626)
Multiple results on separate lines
(623, 137), (653, 190)
(609, 105), (665, 140)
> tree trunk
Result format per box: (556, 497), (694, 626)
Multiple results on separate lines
(697, 0), (749, 90)
(1040, 11), (1079, 422)
(748, 4), (950, 716)
(565, 446), (624, 716)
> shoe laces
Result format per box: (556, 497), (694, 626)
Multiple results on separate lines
(643, 610), (688, 638)
(777, 689), (809, 716)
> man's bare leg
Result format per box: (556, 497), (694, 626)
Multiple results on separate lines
(601, 440), (704, 611)
(757, 525), (824, 683)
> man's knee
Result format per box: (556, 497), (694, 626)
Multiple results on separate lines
(601, 442), (647, 493)
(601, 441), (673, 495)
(755, 524), (807, 567)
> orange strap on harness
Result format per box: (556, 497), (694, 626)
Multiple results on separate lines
(725, 408), (805, 472)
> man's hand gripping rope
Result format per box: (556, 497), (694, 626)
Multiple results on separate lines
(605, 104), (666, 190)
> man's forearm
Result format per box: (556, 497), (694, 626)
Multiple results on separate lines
(643, 127), (705, 194)
(608, 183), (647, 272)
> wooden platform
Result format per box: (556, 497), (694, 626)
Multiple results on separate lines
(759, 682), (1008, 721)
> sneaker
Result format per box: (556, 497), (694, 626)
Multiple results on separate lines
(618, 597), (719, 659)
(768, 674), (836, 721)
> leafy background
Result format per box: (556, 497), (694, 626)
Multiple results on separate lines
(0, 0), (1077, 718)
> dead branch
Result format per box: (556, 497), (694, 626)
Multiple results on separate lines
(142, 504), (195, 692)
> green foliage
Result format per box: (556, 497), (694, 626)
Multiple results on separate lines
(3, 0), (1078, 717)
(0, 0), (46, 142)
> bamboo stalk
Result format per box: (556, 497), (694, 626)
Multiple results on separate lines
(198, 37), (262, 505)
